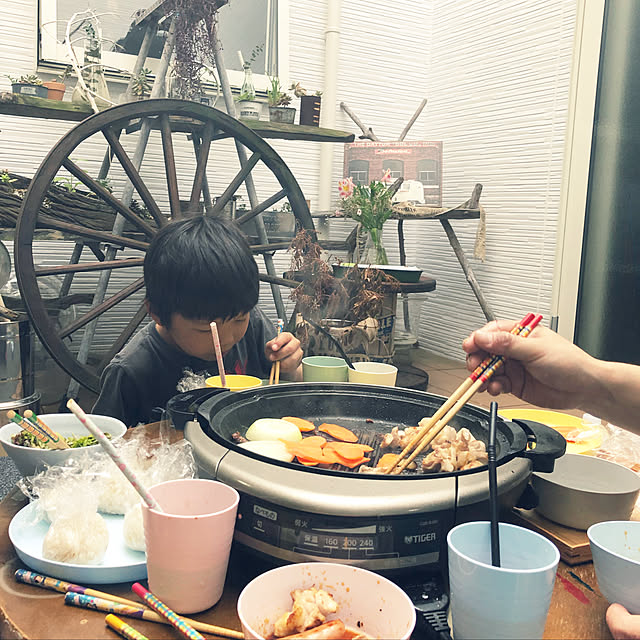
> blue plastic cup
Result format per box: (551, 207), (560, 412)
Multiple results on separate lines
(447, 521), (560, 640)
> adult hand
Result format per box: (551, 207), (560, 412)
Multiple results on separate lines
(266, 331), (303, 379)
(607, 603), (640, 639)
(461, 320), (598, 410)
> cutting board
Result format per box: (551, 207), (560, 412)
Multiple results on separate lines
(512, 506), (640, 565)
(511, 508), (592, 565)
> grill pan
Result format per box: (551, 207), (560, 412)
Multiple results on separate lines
(193, 382), (564, 479)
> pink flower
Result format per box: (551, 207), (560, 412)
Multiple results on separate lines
(338, 176), (354, 198)
(381, 169), (393, 184)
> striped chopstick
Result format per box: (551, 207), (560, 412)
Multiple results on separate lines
(14, 569), (149, 609)
(64, 593), (243, 639)
(105, 614), (149, 640)
(384, 313), (535, 475)
(131, 583), (205, 640)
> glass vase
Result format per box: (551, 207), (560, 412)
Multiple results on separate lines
(361, 228), (388, 265)
(241, 65), (256, 100)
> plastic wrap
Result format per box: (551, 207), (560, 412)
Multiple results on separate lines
(176, 368), (209, 393)
(593, 423), (640, 473)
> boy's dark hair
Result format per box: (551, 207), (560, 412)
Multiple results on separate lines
(144, 216), (259, 326)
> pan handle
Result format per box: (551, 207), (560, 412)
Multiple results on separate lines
(513, 419), (567, 472)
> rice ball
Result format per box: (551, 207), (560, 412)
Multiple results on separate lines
(123, 504), (146, 552)
(42, 512), (109, 565)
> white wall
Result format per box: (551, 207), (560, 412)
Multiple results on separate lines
(0, 0), (577, 368)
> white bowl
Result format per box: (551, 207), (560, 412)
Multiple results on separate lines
(348, 361), (398, 386)
(0, 413), (127, 476)
(237, 562), (416, 640)
(588, 520), (640, 614)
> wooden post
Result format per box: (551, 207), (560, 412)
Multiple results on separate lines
(398, 99), (427, 142)
(339, 102), (379, 141)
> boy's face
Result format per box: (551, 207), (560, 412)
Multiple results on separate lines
(157, 312), (251, 361)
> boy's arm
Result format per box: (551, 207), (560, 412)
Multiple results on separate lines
(92, 364), (140, 428)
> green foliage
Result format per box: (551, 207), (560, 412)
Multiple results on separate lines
(267, 76), (291, 107)
(131, 67), (152, 97)
(52, 175), (81, 193)
(0, 170), (16, 186)
(8, 74), (43, 85)
(243, 44), (264, 69)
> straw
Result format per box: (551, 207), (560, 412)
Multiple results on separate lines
(64, 593), (244, 639)
(488, 401), (501, 567)
(24, 410), (70, 449)
(385, 312), (534, 474)
(132, 583), (205, 640)
(105, 614), (149, 640)
(209, 322), (227, 388)
(66, 399), (162, 511)
(14, 569), (150, 609)
(390, 314), (543, 474)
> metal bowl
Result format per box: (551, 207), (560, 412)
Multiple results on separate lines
(532, 454), (640, 530)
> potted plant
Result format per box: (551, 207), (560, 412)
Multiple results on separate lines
(291, 82), (322, 127)
(267, 76), (295, 124)
(9, 74), (48, 99)
(235, 44), (264, 120)
(130, 67), (152, 100)
(43, 65), (72, 101)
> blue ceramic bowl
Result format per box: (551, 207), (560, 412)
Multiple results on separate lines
(588, 520), (640, 614)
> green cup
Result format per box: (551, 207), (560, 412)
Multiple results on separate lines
(302, 356), (349, 382)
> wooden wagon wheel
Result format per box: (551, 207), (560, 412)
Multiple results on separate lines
(14, 99), (315, 394)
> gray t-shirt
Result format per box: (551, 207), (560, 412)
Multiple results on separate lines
(93, 307), (276, 427)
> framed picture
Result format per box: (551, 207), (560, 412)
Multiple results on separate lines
(343, 141), (443, 206)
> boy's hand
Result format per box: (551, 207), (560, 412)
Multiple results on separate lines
(266, 332), (303, 380)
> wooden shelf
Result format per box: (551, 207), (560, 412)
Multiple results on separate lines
(0, 93), (355, 143)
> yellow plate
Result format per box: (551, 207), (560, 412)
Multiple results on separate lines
(499, 409), (604, 455)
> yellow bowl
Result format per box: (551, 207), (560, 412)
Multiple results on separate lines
(499, 409), (605, 455)
(205, 374), (262, 392)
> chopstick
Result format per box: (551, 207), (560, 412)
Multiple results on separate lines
(6, 410), (69, 450)
(105, 614), (149, 640)
(14, 569), (150, 608)
(65, 593), (244, 639)
(269, 318), (284, 385)
(387, 313), (541, 475)
(24, 410), (70, 449)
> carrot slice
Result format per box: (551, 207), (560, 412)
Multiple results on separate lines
(333, 454), (370, 469)
(324, 442), (373, 459)
(297, 457), (320, 466)
(282, 417), (316, 432)
(377, 453), (401, 468)
(318, 423), (358, 443)
(300, 435), (327, 448)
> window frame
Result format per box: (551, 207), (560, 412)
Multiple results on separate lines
(39, 0), (290, 92)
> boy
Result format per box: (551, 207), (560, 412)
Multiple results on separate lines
(93, 215), (303, 427)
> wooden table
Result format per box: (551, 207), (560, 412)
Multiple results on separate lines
(0, 424), (614, 639)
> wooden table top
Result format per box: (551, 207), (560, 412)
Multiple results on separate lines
(0, 424), (615, 639)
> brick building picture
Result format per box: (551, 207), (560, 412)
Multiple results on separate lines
(343, 140), (443, 206)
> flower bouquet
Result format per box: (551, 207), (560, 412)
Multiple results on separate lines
(337, 170), (395, 265)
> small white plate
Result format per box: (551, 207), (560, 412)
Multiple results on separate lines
(9, 501), (147, 584)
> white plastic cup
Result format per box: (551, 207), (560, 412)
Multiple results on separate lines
(347, 361), (398, 386)
(447, 521), (559, 640)
(142, 479), (239, 614)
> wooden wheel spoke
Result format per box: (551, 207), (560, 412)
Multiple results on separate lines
(38, 214), (149, 251)
(188, 121), (215, 210)
(102, 126), (167, 228)
(99, 303), (149, 370)
(235, 189), (287, 225)
(210, 152), (262, 216)
(62, 159), (157, 237)
(159, 114), (182, 219)
(58, 277), (145, 340)
(35, 257), (145, 277)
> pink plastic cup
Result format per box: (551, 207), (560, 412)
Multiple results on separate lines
(141, 478), (240, 614)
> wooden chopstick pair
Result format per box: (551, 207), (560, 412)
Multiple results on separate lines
(268, 319), (284, 385)
(385, 313), (542, 475)
(6, 410), (69, 450)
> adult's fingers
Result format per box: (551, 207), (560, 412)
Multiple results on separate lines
(606, 603), (640, 640)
